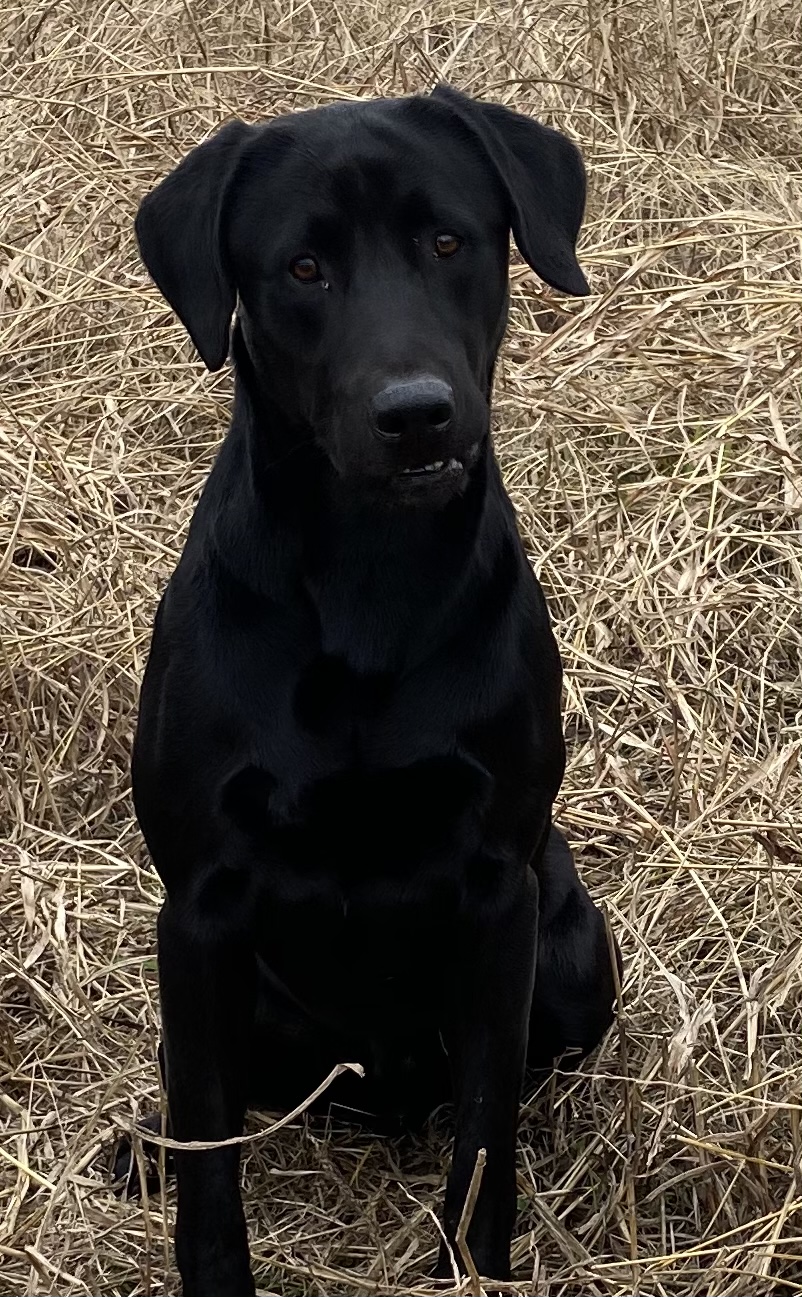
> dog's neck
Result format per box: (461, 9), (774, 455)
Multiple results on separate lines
(205, 337), (510, 673)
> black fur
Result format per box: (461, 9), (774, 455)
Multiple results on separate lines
(131, 86), (618, 1294)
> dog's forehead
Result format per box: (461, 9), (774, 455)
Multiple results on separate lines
(259, 97), (492, 211)
(284, 95), (456, 156)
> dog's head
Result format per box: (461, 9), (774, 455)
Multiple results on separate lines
(136, 87), (588, 506)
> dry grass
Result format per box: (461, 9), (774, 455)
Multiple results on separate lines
(1, 0), (801, 1292)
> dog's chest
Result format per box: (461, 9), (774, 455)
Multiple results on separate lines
(244, 749), (501, 1030)
(185, 604), (543, 1023)
(231, 705), (497, 1024)
(227, 742), (492, 884)
(224, 645), (492, 862)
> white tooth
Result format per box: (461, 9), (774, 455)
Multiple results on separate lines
(402, 460), (448, 475)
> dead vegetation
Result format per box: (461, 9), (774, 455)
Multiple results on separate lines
(1, 0), (801, 1292)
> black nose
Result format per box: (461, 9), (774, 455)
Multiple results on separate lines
(371, 377), (454, 441)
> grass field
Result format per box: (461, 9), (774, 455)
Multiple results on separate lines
(2, 0), (801, 1292)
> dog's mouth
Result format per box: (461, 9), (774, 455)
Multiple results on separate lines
(398, 457), (464, 479)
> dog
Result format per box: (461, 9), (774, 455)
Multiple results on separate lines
(131, 84), (620, 1295)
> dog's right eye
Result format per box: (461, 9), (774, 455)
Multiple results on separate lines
(290, 256), (322, 283)
(434, 233), (462, 258)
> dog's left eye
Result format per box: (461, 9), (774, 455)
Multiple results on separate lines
(434, 233), (462, 258)
(290, 255), (322, 283)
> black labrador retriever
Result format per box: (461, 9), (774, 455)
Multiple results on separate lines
(131, 85), (620, 1295)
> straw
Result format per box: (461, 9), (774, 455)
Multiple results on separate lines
(1, 0), (800, 1292)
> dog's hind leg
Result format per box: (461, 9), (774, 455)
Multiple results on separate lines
(527, 825), (621, 1070)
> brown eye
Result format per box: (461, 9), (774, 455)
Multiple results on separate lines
(290, 255), (321, 282)
(434, 233), (462, 258)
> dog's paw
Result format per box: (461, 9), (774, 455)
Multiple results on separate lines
(110, 1111), (172, 1198)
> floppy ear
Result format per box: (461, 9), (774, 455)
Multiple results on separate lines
(431, 85), (590, 297)
(135, 120), (252, 371)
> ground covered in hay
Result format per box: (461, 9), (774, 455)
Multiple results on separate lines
(1, 0), (801, 1292)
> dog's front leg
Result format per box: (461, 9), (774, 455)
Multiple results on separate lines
(438, 868), (538, 1285)
(158, 900), (257, 1297)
